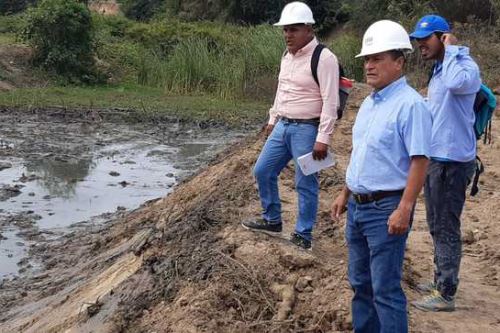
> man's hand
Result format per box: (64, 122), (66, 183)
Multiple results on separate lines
(387, 156), (428, 235)
(265, 124), (275, 137)
(441, 33), (458, 46)
(312, 142), (328, 160)
(330, 188), (350, 222)
(387, 205), (412, 235)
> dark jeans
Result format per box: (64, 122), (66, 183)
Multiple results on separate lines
(424, 159), (476, 299)
(346, 194), (410, 333)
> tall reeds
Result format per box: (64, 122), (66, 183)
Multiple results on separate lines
(327, 33), (364, 82)
(137, 25), (284, 100)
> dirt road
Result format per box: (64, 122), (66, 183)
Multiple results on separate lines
(1, 84), (499, 332)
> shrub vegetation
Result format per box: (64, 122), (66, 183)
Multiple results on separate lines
(21, 0), (102, 83)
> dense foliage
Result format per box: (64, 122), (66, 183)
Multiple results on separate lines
(116, 0), (498, 35)
(1, 0), (499, 94)
(4, 1), (499, 35)
(0, 0), (36, 15)
(21, 0), (101, 83)
(118, 0), (166, 21)
(117, 0), (346, 35)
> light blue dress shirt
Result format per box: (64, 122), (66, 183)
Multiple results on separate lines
(346, 76), (432, 194)
(428, 45), (481, 162)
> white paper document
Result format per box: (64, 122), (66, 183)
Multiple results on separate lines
(297, 151), (336, 176)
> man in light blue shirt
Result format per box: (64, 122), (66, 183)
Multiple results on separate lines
(409, 15), (481, 312)
(345, 75), (430, 194)
(331, 20), (431, 333)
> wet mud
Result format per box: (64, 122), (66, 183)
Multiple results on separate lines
(0, 108), (250, 278)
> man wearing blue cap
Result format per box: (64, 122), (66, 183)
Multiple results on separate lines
(409, 14), (481, 312)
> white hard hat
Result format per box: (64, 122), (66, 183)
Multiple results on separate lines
(274, 2), (315, 26)
(356, 20), (413, 58)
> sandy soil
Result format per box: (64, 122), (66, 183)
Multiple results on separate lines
(0, 84), (499, 332)
(0, 45), (40, 91)
(89, 1), (121, 16)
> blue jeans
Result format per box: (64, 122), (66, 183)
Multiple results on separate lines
(253, 120), (318, 240)
(346, 194), (410, 333)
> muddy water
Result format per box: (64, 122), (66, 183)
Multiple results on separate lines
(0, 114), (249, 278)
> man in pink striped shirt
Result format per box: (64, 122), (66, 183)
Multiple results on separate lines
(242, 2), (339, 249)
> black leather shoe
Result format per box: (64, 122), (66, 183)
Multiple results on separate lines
(241, 218), (282, 234)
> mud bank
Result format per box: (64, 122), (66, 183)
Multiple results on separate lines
(0, 108), (250, 277)
(0, 91), (360, 332)
(1, 86), (500, 332)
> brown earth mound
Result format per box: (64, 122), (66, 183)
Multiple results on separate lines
(1, 84), (500, 333)
(89, 0), (121, 16)
(0, 44), (43, 91)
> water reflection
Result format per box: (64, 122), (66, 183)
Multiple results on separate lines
(0, 118), (249, 277)
(25, 157), (96, 199)
(178, 143), (212, 158)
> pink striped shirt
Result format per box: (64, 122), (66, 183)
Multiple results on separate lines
(268, 38), (339, 144)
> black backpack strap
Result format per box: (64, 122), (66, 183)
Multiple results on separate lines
(470, 156), (484, 196)
(487, 119), (492, 144)
(311, 43), (345, 83)
(311, 44), (326, 86)
(311, 43), (348, 120)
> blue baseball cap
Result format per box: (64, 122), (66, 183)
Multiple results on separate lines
(409, 15), (450, 39)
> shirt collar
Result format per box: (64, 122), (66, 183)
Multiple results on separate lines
(290, 37), (318, 57)
(371, 76), (407, 102)
(434, 61), (443, 73)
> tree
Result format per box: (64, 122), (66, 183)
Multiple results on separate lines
(431, 0), (496, 24)
(342, 0), (498, 32)
(181, 0), (345, 36)
(0, 0), (37, 15)
(119, 0), (167, 20)
(21, 0), (101, 83)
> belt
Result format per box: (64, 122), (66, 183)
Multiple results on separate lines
(280, 116), (320, 125)
(352, 190), (404, 204)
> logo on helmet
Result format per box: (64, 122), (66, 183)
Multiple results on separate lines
(420, 22), (429, 28)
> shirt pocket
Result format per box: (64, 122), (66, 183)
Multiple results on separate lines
(292, 60), (317, 91)
(429, 76), (446, 105)
(367, 120), (396, 151)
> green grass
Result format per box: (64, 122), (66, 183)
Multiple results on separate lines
(136, 25), (284, 100)
(0, 16), (276, 126)
(0, 13), (24, 34)
(0, 33), (17, 45)
(0, 83), (269, 126)
(327, 33), (364, 82)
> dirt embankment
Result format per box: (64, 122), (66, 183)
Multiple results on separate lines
(89, 1), (121, 16)
(0, 45), (39, 92)
(1, 84), (500, 332)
